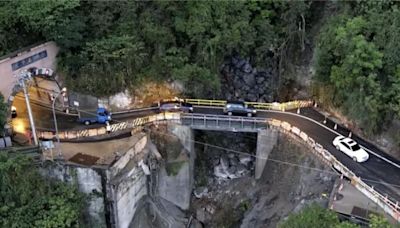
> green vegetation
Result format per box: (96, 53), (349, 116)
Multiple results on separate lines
(0, 154), (85, 227)
(278, 204), (394, 228)
(314, 1), (400, 134)
(0, 94), (7, 133)
(0, 1), (310, 97)
(2, 1), (399, 135)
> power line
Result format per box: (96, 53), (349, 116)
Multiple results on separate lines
(59, 109), (400, 190)
(149, 126), (400, 190)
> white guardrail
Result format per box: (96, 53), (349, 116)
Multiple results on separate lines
(268, 119), (400, 222)
(36, 112), (400, 221)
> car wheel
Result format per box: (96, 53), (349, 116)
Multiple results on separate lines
(352, 156), (357, 162)
(84, 120), (90, 125)
(228, 112), (232, 116)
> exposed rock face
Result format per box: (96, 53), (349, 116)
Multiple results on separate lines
(191, 131), (336, 228)
(213, 153), (254, 180)
(220, 55), (277, 102)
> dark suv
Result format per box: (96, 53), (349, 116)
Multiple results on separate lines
(159, 101), (193, 113)
(223, 101), (257, 117)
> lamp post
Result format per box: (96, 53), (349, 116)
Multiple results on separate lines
(17, 70), (38, 145)
(52, 87), (67, 158)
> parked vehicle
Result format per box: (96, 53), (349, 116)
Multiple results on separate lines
(332, 136), (369, 162)
(223, 101), (257, 117)
(78, 108), (111, 125)
(159, 101), (193, 113)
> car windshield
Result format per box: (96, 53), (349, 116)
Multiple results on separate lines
(162, 103), (178, 108)
(227, 104), (244, 109)
(351, 144), (361, 151)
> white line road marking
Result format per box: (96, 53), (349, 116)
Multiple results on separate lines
(263, 110), (400, 169)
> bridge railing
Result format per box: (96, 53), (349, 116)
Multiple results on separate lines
(185, 98), (313, 111)
(185, 99), (226, 107)
(34, 111), (400, 220)
(181, 113), (269, 131)
(269, 119), (400, 222)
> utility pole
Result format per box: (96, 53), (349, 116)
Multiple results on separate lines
(17, 70), (38, 145)
(52, 88), (67, 158)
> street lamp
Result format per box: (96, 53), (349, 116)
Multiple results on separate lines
(52, 87), (67, 158)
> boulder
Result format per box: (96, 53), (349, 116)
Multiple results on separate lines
(196, 208), (207, 223)
(227, 166), (238, 178)
(247, 93), (258, 102)
(256, 76), (265, 84)
(243, 62), (253, 73)
(239, 155), (253, 166)
(214, 165), (228, 179)
(236, 59), (247, 69)
(243, 74), (256, 87)
(229, 156), (239, 167)
(233, 79), (243, 89)
(194, 187), (209, 199)
(189, 219), (204, 228)
(220, 156), (230, 170)
(236, 164), (248, 176)
(212, 157), (220, 166)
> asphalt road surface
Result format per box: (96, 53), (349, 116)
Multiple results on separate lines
(13, 101), (400, 204)
(194, 106), (400, 204)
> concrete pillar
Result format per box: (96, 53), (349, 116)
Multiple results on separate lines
(255, 128), (278, 179)
(157, 124), (194, 210)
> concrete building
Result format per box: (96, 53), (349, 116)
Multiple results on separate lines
(0, 41), (60, 105)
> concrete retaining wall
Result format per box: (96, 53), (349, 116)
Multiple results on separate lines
(158, 125), (194, 210)
(255, 128), (278, 179)
(41, 165), (107, 227)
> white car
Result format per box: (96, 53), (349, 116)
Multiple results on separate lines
(332, 136), (369, 162)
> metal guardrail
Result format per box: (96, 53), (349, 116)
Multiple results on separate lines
(34, 110), (400, 221)
(269, 119), (400, 222)
(181, 113), (269, 131)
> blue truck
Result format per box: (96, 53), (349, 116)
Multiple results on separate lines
(78, 108), (112, 125)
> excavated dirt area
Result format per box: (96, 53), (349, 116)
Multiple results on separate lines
(191, 131), (337, 228)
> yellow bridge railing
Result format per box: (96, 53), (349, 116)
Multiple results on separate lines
(185, 99), (226, 107)
(185, 99), (313, 111)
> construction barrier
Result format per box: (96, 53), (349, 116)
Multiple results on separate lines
(37, 113), (181, 140)
(34, 109), (400, 221)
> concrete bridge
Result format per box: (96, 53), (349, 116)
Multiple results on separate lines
(35, 107), (400, 222)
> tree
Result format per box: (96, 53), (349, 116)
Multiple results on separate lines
(279, 204), (395, 228)
(0, 154), (85, 227)
(315, 16), (384, 134)
(278, 204), (340, 228)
